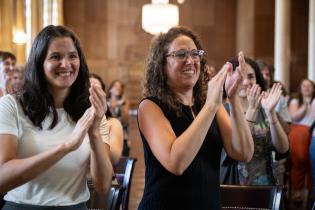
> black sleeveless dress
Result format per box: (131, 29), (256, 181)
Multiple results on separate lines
(137, 97), (223, 210)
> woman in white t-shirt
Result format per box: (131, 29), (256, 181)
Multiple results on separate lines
(0, 25), (112, 210)
(288, 79), (315, 203)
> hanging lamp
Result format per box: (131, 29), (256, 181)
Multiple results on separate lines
(142, 0), (179, 35)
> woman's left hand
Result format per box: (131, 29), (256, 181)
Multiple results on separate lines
(225, 51), (246, 98)
(89, 84), (107, 132)
(261, 83), (282, 114)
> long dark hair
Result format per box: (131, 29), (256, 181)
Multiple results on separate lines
(19, 25), (90, 129)
(143, 26), (208, 114)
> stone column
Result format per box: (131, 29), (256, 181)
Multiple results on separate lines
(236, 0), (255, 57)
(274, 0), (291, 91)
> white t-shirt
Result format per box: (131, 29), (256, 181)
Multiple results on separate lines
(0, 95), (109, 206)
(290, 98), (315, 127)
(275, 95), (292, 123)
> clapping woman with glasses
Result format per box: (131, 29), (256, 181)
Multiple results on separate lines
(137, 26), (254, 210)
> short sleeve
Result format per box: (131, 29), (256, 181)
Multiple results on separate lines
(0, 95), (18, 136)
(275, 96), (292, 123)
(99, 116), (110, 145)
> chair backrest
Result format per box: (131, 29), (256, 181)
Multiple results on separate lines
(0, 194), (5, 209)
(220, 185), (283, 210)
(87, 181), (124, 210)
(113, 156), (137, 210)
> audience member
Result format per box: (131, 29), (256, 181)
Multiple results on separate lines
(0, 25), (112, 210)
(288, 79), (315, 203)
(11, 65), (24, 93)
(309, 99), (315, 205)
(0, 51), (16, 96)
(137, 26), (254, 210)
(108, 80), (130, 156)
(221, 57), (289, 185)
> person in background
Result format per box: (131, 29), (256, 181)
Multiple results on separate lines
(289, 79), (315, 203)
(108, 80), (130, 156)
(90, 73), (123, 165)
(222, 57), (289, 185)
(288, 79), (315, 203)
(0, 25), (112, 210)
(256, 60), (291, 187)
(0, 51), (16, 97)
(11, 65), (24, 94)
(137, 26), (254, 210)
(309, 99), (315, 206)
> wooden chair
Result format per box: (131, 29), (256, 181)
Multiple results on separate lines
(220, 185), (284, 210)
(113, 156), (137, 210)
(87, 180), (124, 210)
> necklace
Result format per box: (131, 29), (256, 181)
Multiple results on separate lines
(190, 106), (196, 119)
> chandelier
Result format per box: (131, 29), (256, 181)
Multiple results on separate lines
(142, 0), (179, 35)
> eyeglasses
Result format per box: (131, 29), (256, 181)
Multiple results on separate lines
(166, 49), (205, 61)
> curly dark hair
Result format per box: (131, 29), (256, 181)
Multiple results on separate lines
(228, 56), (267, 91)
(143, 26), (209, 113)
(19, 25), (90, 129)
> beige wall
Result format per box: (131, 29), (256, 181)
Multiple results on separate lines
(290, 0), (309, 92)
(63, 0), (237, 107)
(63, 0), (309, 106)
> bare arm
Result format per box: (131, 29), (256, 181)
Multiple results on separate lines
(0, 108), (95, 194)
(121, 99), (130, 126)
(89, 84), (113, 194)
(262, 83), (289, 153)
(0, 135), (69, 193)
(288, 99), (309, 121)
(218, 97), (254, 162)
(108, 118), (123, 165)
(267, 111), (289, 153)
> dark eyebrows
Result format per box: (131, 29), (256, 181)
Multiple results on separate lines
(247, 73), (255, 78)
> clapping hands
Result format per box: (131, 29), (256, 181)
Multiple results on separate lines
(247, 84), (263, 111)
(224, 51), (246, 98)
(66, 84), (107, 151)
(261, 83), (282, 114)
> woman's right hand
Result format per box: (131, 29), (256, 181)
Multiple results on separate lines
(247, 84), (263, 111)
(65, 107), (95, 151)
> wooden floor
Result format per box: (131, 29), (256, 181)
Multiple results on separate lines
(126, 115), (312, 210)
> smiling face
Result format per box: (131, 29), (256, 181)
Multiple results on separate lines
(43, 37), (80, 95)
(11, 71), (23, 92)
(164, 35), (201, 92)
(300, 79), (314, 97)
(109, 81), (123, 97)
(0, 57), (16, 83)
